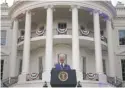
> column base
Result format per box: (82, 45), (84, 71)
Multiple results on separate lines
(42, 70), (51, 82)
(18, 74), (27, 83)
(98, 73), (107, 83)
(76, 70), (83, 82)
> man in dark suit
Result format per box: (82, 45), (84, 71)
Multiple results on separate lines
(55, 54), (71, 70)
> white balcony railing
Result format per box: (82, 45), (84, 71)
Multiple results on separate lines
(17, 28), (107, 43)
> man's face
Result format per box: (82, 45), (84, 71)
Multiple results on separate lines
(60, 57), (64, 63)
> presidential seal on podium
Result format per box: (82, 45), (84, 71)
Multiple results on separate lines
(58, 71), (68, 81)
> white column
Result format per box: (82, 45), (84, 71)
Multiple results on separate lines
(45, 6), (53, 71)
(42, 6), (53, 82)
(10, 18), (18, 77)
(106, 19), (115, 77)
(22, 10), (31, 74)
(18, 11), (31, 83)
(93, 11), (103, 74)
(72, 6), (80, 71)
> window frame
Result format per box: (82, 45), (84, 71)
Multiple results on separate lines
(0, 30), (7, 46)
(58, 22), (67, 29)
(118, 29), (125, 46)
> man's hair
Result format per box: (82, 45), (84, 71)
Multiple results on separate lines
(59, 54), (65, 59)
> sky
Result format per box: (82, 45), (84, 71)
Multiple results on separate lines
(0, 0), (125, 7)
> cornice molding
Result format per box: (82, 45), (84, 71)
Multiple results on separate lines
(9, 1), (115, 20)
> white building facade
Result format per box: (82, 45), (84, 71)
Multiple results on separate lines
(1, 2), (12, 81)
(1, 0), (125, 87)
(113, 2), (125, 86)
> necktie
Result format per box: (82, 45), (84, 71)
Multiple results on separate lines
(61, 64), (63, 69)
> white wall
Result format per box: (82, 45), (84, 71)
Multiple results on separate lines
(30, 47), (45, 73)
(29, 20), (101, 37)
(113, 7), (125, 81)
(26, 44), (108, 74)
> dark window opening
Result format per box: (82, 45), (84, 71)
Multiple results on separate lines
(103, 60), (106, 74)
(58, 23), (67, 29)
(1, 60), (4, 80)
(119, 30), (125, 45)
(121, 60), (125, 81)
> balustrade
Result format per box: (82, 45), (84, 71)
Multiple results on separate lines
(17, 28), (107, 43)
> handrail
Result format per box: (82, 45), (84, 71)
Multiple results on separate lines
(107, 76), (123, 87)
(1, 78), (9, 87)
(1, 76), (18, 87)
(115, 77), (123, 87)
(2, 77), (9, 82)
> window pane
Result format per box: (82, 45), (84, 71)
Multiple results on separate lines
(58, 23), (67, 29)
(1, 30), (6, 45)
(0, 38), (6, 45)
(1, 30), (6, 38)
(121, 60), (125, 81)
(119, 30), (125, 45)
(123, 77), (125, 80)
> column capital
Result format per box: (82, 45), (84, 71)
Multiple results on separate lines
(71, 5), (80, 9)
(92, 9), (100, 14)
(20, 10), (32, 16)
(44, 5), (54, 9)
(11, 18), (18, 30)
(11, 17), (18, 23)
(70, 5), (80, 11)
(88, 9), (100, 16)
(106, 18), (114, 29)
(106, 17), (112, 21)
(25, 10), (32, 14)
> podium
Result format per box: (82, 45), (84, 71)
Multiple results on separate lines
(50, 69), (77, 87)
